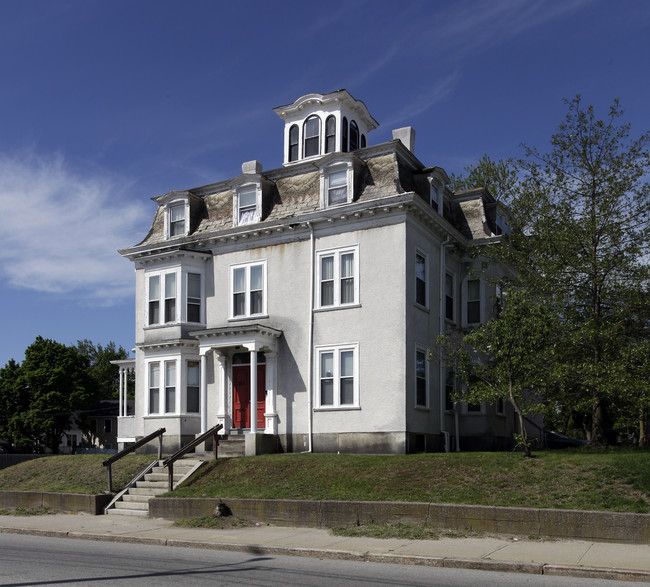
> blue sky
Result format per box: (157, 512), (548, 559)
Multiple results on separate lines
(0, 0), (648, 366)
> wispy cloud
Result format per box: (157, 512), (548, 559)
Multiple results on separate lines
(0, 150), (150, 302)
(381, 70), (461, 128)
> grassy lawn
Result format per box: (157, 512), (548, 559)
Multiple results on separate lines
(0, 454), (155, 494)
(0, 449), (649, 513)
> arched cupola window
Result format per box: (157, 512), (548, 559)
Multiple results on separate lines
(325, 115), (336, 154)
(342, 116), (348, 152)
(349, 120), (359, 151)
(288, 125), (299, 162)
(360, 134), (366, 148)
(303, 115), (321, 158)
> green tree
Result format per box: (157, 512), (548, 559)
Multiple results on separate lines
(0, 359), (26, 449)
(14, 337), (93, 453)
(449, 154), (519, 203)
(441, 289), (558, 457)
(509, 96), (650, 443)
(76, 339), (129, 401)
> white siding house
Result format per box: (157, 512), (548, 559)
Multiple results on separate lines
(116, 90), (516, 454)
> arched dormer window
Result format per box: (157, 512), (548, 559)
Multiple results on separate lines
(349, 120), (359, 151)
(325, 115), (336, 154)
(303, 115), (321, 158)
(288, 125), (299, 162)
(342, 116), (348, 152)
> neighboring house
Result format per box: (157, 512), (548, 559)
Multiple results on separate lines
(115, 89), (520, 455)
(60, 400), (134, 454)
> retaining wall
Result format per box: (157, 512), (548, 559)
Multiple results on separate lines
(0, 491), (112, 515)
(149, 497), (650, 544)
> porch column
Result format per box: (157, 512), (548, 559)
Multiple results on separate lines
(214, 350), (228, 432)
(118, 367), (124, 418)
(246, 344), (258, 433)
(199, 351), (208, 433)
(265, 351), (278, 434)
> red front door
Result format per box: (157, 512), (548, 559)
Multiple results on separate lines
(232, 364), (266, 429)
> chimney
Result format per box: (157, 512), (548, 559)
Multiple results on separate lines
(392, 127), (415, 153)
(242, 160), (263, 174)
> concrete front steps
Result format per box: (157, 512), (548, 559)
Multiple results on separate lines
(216, 435), (245, 458)
(106, 458), (204, 517)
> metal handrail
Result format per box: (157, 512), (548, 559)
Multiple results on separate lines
(102, 428), (166, 493)
(162, 424), (223, 491)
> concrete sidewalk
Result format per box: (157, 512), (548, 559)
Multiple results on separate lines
(1, 513), (649, 583)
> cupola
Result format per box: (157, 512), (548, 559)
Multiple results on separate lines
(273, 90), (379, 166)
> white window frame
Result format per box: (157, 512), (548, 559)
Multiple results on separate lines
(234, 183), (261, 227)
(320, 163), (353, 208)
(315, 244), (359, 309)
(185, 360), (200, 414)
(145, 267), (205, 326)
(147, 361), (162, 415)
(229, 260), (267, 319)
(415, 249), (428, 309)
(314, 343), (359, 409)
(463, 277), (483, 326)
(146, 356), (201, 416)
(186, 272), (202, 324)
(415, 345), (429, 409)
(165, 200), (189, 239)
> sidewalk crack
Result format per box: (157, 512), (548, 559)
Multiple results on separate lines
(576, 542), (593, 566)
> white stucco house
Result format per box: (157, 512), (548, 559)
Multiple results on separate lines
(115, 90), (518, 455)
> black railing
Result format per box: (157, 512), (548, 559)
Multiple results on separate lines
(162, 424), (223, 492)
(102, 428), (166, 493)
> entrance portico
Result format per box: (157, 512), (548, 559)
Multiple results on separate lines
(190, 325), (282, 440)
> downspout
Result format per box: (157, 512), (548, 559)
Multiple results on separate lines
(306, 221), (315, 453)
(439, 236), (455, 452)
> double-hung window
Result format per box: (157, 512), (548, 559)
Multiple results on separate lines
(445, 272), (455, 321)
(415, 251), (427, 307)
(231, 261), (266, 318)
(237, 186), (258, 226)
(316, 344), (358, 408)
(325, 115), (336, 153)
(317, 245), (358, 308)
(168, 203), (186, 237)
(186, 361), (200, 413)
(415, 347), (428, 408)
(148, 276), (160, 325)
(149, 362), (160, 414)
(466, 279), (481, 324)
(327, 168), (348, 206)
(288, 124), (299, 162)
(303, 115), (320, 158)
(187, 273), (201, 323)
(164, 273), (176, 322)
(147, 268), (204, 326)
(165, 361), (176, 414)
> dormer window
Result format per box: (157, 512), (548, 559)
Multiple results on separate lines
(289, 125), (299, 162)
(325, 115), (336, 153)
(168, 203), (186, 237)
(304, 115), (321, 158)
(349, 120), (359, 151)
(327, 168), (348, 206)
(320, 159), (355, 209)
(236, 185), (259, 226)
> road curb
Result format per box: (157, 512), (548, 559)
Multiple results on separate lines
(2, 526), (650, 582)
